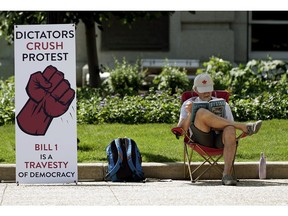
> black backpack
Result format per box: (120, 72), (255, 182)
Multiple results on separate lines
(105, 138), (145, 182)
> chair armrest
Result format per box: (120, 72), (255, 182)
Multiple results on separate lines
(171, 127), (185, 139)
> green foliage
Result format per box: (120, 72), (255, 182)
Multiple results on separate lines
(152, 64), (191, 94)
(197, 57), (288, 98)
(196, 57), (288, 121)
(230, 91), (288, 121)
(77, 89), (181, 124)
(0, 76), (15, 126)
(229, 59), (288, 99)
(197, 56), (233, 90)
(0, 11), (174, 44)
(76, 87), (104, 124)
(2, 57), (288, 125)
(103, 58), (144, 97)
(0, 12), (47, 44)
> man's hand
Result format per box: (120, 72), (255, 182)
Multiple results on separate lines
(185, 101), (193, 115)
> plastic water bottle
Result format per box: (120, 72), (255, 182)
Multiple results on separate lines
(259, 152), (266, 179)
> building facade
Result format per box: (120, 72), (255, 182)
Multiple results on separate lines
(1, 11), (287, 86)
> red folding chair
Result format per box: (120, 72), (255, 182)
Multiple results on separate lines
(171, 90), (246, 183)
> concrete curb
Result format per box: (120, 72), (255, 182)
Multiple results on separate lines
(1, 162), (288, 182)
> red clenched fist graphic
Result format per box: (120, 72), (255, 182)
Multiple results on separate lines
(17, 65), (75, 135)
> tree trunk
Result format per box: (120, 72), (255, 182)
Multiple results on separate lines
(84, 19), (101, 88)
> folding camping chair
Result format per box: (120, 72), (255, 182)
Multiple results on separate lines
(171, 90), (246, 183)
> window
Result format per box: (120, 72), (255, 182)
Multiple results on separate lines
(249, 11), (288, 59)
(101, 15), (169, 51)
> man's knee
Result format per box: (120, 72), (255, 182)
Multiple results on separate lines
(223, 125), (236, 143)
(224, 125), (236, 134)
(195, 108), (209, 119)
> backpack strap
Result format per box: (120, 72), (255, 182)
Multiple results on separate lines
(126, 138), (144, 179)
(105, 138), (123, 180)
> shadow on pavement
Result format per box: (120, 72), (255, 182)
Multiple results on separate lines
(184, 179), (288, 187)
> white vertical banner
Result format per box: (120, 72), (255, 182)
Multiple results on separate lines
(14, 24), (77, 184)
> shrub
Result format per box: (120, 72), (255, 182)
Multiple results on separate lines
(103, 58), (144, 97)
(230, 91), (288, 121)
(196, 56), (233, 90)
(76, 87), (104, 124)
(0, 76), (15, 126)
(198, 57), (288, 97)
(197, 57), (288, 121)
(77, 89), (181, 124)
(2, 57), (288, 125)
(230, 59), (288, 99)
(152, 64), (190, 94)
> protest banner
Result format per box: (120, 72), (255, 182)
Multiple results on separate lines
(14, 24), (77, 184)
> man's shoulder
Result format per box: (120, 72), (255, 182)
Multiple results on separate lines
(183, 97), (198, 104)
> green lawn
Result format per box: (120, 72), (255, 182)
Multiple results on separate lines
(1, 119), (287, 164)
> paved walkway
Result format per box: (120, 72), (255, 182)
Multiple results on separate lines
(1, 179), (288, 206)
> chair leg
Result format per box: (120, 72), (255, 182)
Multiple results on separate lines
(184, 144), (193, 182)
(189, 145), (224, 182)
(192, 154), (223, 182)
(184, 144), (229, 183)
(184, 143), (186, 179)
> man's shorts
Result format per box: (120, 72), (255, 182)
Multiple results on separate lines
(191, 124), (224, 149)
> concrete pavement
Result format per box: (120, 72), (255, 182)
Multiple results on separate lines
(1, 162), (288, 209)
(1, 179), (288, 206)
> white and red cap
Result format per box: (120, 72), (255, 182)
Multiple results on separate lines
(193, 73), (214, 93)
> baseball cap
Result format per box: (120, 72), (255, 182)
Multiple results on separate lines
(193, 73), (214, 93)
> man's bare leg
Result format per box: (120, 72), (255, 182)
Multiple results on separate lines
(222, 125), (237, 176)
(194, 108), (250, 133)
(195, 110), (237, 176)
(194, 108), (259, 176)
